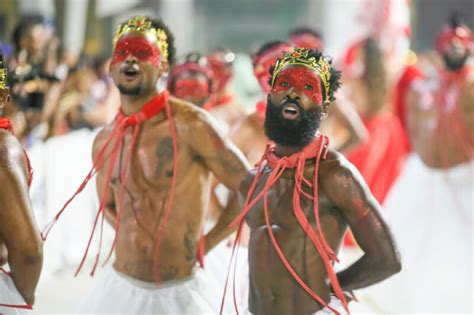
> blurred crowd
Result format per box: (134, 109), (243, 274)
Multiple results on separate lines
(0, 5), (472, 313)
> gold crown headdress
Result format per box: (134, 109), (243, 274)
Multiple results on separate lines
(271, 48), (332, 102)
(113, 16), (169, 60)
(0, 52), (7, 90)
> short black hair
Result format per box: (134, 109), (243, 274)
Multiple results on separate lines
(269, 49), (341, 102)
(254, 40), (288, 59)
(11, 16), (45, 53)
(448, 12), (466, 29)
(289, 27), (322, 40)
(117, 16), (176, 66)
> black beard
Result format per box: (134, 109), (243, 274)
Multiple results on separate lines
(443, 53), (469, 71)
(117, 84), (143, 96)
(264, 96), (322, 147)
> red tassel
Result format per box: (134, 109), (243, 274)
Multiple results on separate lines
(221, 135), (349, 315)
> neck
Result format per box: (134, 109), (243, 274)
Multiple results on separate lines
(120, 90), (160, 116)
(274, 143), (305, 157)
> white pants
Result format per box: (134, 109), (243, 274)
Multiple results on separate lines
(78, 266), (229, 314)
(0, 272), (30, 315)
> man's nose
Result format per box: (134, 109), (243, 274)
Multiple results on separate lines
(286, 87), (300, 100)
(124, 54), (138, 63)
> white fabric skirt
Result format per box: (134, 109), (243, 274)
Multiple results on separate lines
(0, 272), (30, 314)
(353, 154), (473, 314)
(77, 266), (232, 314)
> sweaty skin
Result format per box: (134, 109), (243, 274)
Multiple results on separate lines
(243, 150), (401, 315)
(0, 129), (43, 305)
(243, 61), (400, 315)
(407, 61), (474, 168)
(94, 96), (250, 282)
(94, 30), (250, 283)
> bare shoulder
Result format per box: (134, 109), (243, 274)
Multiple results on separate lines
(169, 96), (227, 138)
(239, 168), (258, 197)
(0, 130), (24, 166)
(92, 124), (114, 159)
(318, 148), (362, 185)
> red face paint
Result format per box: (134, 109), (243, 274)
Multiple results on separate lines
(208, 56), (232, 92)
(436, 25), (473, 54)
(112, 36), (161, 66)
(253, 45), (292, 93)
(272, 67), (323, 104)
(172, 78), (210, 100)
(289, 34), (324, 51)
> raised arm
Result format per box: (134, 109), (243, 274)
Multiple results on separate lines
(321, 153), (401, 292)
(188, 112), (251, 252)
(0, 131), (43, 305)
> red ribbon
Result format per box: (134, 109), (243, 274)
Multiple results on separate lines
(41, 91), (186, 280)
(220, 134), (349, 315)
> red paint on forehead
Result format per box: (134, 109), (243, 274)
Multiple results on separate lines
(112, 36), (161, 66)
(436, 26), (473, 54)
(253, 44), (292, 93)
(272, 67), (323, 104)
(172, 78), (210, 100)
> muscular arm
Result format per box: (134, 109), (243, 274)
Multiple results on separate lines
(321, 153), (401, 292)
(189, 113), (251, 252)
(0, 132), (43, 305)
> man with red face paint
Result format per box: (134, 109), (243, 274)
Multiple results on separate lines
(361, 14), (473, 313)
(288, 27), (324, 51)
(222, 48), (401, 315)
(42, 16), (250, 314)
(0, 61), (42, 313)
(207, 48), (247, 131)
(168, 52), (215, 109)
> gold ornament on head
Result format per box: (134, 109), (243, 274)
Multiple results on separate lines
(271, 47), (332, 102)
(0, 52), (7, 90)
(113, 16), (169, 60)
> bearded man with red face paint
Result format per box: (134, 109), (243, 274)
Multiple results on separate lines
(0, 55), (42, 314)
(168, 52), (215, 109)
(221, 48), (401, 315)
(358, 15), (473, 313)
(41, 16), (250, 314)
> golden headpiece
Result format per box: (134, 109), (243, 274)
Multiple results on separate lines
(113, 16), (169, 60)
(0, 53), (7, 90)
(271, 48), (332, 102)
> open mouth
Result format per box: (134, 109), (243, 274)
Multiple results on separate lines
(121, 66), (140, 80)
(281, 103), (301, 120)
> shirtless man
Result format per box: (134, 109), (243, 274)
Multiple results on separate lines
(232, 48), (400, 314)
(0, 68), (43, 313)
(168, 52), (215, 109)
(207, 48), (247, 131)
(407, 15), (473, 168)
(67, 16), (250, 313)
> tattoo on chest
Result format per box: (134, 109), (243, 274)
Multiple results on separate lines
(183, 222), (197, 262)
(155, 137), (174, 178)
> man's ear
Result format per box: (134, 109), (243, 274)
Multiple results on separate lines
(321, 100), (331, 119)
(160, 60), (170, 75)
